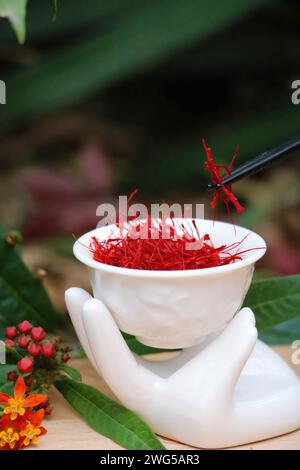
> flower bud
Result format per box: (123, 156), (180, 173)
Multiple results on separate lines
(31, 327), (46, 342)
(41, 343), (56, 358)
(5, 326), (17, 339)
(18, 320), (33, 335)
(5, 339), (15, 348)
(18, 335), (30, 349)
(28, 342), (41, 357)
(62, 353), (70, 363)
(7, 371), (18, 381)
(35, 267), (47, 281)
(18, 357), (33, 374)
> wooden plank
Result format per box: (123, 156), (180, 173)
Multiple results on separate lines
(37, 346), (300, 450)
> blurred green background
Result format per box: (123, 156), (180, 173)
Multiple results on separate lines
(0, 0), (299, 341)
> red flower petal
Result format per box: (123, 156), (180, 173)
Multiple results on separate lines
(14, 375), (26, 401)
(0, 393), (10, 405)
(24, 394), (48, 408)
(10, 415), (28, 431)
(0, 414), (10, 427)
(0, 444), (9, 451)
(40, 426), (47, 436)
(27, 408), (44, 427)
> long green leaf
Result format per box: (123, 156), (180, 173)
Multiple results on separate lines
(55, 377), (165, 450)
(0, 228), (59, 332)
(244, 275), (300, 331)
(260, 317), (300, 345)
(55, 364), (82, 381)
(0, 0), (27, 43)
(1, 0), (270, 132)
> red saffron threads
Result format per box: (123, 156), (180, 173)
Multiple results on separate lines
(89, 218), (258, 271)
(202, 138), (245, 218)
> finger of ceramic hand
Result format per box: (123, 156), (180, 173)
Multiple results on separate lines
(82, 298), (159, 408)
(168, 308), (257, 403)
(65, 288), (99, 372)
(211, 307), (257, 401)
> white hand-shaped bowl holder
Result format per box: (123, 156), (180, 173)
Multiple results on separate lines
(66, 219), (300, 448)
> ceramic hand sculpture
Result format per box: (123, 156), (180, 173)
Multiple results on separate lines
(66, 288), (300, 449)
(66, 220), (300, 448)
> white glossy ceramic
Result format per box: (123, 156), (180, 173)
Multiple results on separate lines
(73, 219), (266, 348)
(65, 290), (300, 448)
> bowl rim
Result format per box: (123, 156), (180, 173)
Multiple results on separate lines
(73, 219), (267, 278)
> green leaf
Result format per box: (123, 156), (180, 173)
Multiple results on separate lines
(0, 228), (59, 333)
(55, 364), (81, 381)
(0, 0), (27, 43)
(1, 0), (270, 131)
(0, 0), (135, 43)
(52, 0), (57, 21)
(244, 275), (300, 331)
(259, 317), (300, 345)
(0, 364), (17, 394)
(55, 377), (165, 450)
(122, 332), (174, 355)
(5, 345), (23, 363)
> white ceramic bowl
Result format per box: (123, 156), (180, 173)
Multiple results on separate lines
(73, 219), (266, 349)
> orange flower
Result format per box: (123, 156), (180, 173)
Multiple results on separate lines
(0, 427), (20, 450)
(0, 376), (47, 420)
(20, 409), (47, 447)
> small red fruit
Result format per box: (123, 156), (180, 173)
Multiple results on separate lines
(7, 371), (18, 381)
(18, 320), (33, 334)
(5, 326), (17, 339)
(41, 343), (56, 358)
(31, 327), (46, 342)
(28, 342), (41, 357)
(18, 357), (33, 374)
(62, 353), (70, 363)
(5, 339), (15, 348)
(18, 335), (30, 348)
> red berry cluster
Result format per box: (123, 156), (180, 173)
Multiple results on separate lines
(4, 320), (72, 419)
(5, 320), (70, 375)
(5, 321), (60, 374)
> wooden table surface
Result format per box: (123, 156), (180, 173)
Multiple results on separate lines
(37, 346), (300, 450)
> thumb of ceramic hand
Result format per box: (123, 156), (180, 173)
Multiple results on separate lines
(65, 288), (99, 372)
